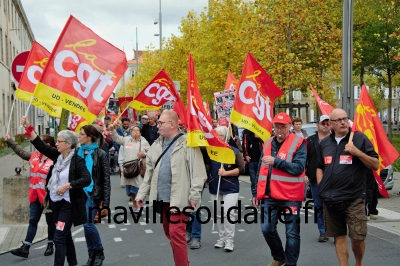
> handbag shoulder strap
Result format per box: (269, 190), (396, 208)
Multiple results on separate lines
(154, 133), (183, 169)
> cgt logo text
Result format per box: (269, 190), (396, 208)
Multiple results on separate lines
(91, 200), (321, 225)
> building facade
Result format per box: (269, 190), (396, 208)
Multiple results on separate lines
(0, 0), (50, 138)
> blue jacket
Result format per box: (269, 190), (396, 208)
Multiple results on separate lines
(208, 146), (241, 195)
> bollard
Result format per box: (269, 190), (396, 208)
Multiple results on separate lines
(2, 168), (30, 224)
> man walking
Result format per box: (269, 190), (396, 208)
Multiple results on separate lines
(242, 129), (263, 199)
(317, 108), (379, 266)
(306, 115), (331, 242)
(136, 110), (207, 266)
(253, 112), (307, 266)
(142, 114), (159, 145)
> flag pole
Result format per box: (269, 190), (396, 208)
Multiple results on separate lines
(6, 96), (17, 136)
(114, 104), (131, 122)
(213, 125), (231, 231)
(20, 96), (34, 128)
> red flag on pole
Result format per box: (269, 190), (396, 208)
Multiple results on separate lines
(129, 69), (181, 111)
(224, 71), (238, 91)
(230, 52), (284, 141)
(352, 85), (399, 198)
(33, 15), (128, 124)
(16, 41), (62, 117)
(187, 54), (235, 164)
(310, 84), (335, 116)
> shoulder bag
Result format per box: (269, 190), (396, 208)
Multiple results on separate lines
(122, 138), (141, 178)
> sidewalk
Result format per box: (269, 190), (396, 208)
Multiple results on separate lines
(0, 146), (399, 255)
(0, 145), (48, 254)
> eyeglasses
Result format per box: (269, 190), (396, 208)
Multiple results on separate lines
(330, 117), (349, 124)
(157, 121), (172, 126)
(56, 140), (67, 144)
(274, 125), (288, 131)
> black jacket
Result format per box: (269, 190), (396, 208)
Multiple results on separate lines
(305, 133), (321, 182)
(142, 124), (159, 145)
(90, 148), (111, 207)
(242, 129), (263, 163)
(31, 136), (91, 226)
(317, 131), (378, 201)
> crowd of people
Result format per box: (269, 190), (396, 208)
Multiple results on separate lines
(5, 108), (381, 266)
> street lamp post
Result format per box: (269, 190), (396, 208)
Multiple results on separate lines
(154, 0), (162, 51)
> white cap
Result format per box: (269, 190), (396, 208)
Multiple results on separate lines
(319, 115), (330, 122)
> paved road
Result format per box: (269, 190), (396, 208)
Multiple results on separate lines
(1, 173), (399, 265)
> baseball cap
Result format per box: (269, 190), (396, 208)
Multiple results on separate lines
(319, 115), (330, 123)
(142, 115), (149, 119)
(272, 112), (292, 124)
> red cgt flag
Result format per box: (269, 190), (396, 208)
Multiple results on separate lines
(310, 84), (335, 116)
(16, 41), (62, 117)
(69, 113), (89, 133)
(187, 54), (235, 164)
(118, 97), (133, 117)
(230, 53), (284, 141)
(129, 69), (180, 111)
(173, 98), (187, 128)
(33, 15), (127, 124)
(352, 85), (399, 198)
(224, 71), (238, 91)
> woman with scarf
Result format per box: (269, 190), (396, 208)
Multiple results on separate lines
(22, 116), (91, 266)
(5, 134), (56, 258)
(76, 124), (111, 266)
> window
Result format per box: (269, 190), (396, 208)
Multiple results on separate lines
(5, 35), (8, 65)
(0, 28), (3, 62)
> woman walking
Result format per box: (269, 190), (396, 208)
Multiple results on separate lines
(5, 134), (56, 258)
(22, 116), (91, 266)
(109, 124), (149, 213)
(77, 125), (111, 266)
(207, 126), (245, 252)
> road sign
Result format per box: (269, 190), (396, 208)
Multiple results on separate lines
(11, 51), (30, 83)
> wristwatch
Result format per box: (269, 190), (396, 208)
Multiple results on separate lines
(69, 183), (72, 189)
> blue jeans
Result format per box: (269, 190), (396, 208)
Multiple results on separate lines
(186, 210), (202, 239)
(248, 162), (259, 197)
(83, 198), (104, 252)
(310, 180), (325, 235)
(25, 199), (55, 244)
(52, 199), (77, 266)
(260, 199), (301, 266)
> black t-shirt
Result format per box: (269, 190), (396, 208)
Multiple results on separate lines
(317, 131), (378, 201)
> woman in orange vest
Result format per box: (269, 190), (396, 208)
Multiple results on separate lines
(5, 134), (56, 258)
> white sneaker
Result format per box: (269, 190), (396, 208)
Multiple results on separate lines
(214, 240), (225, 248)
(224, 241), (234, 252)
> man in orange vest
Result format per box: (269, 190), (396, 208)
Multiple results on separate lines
(253, 112), (307, 266)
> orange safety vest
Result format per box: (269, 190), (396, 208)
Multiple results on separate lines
(28, 151), (53, 204)
(256, 134), (305, 201)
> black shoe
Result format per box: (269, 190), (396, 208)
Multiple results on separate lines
(11, 242), (30, 258)
(82, 252), (94, 266)
(93, 250), (105, 266)
(44, 243), (54, 256)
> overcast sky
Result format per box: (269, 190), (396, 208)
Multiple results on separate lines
(20, 0), (209, 59)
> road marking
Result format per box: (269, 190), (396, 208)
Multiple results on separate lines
(111, 210), (116, 214)
(114, 237), (122, 242)
(75, 237), (85, 242)
(0, 227), (10, 245)
(368, 223), (400, 236)
(34, 245), (46, 250)
(212, 231), (218, 234)
(239, 196), (245, 199)
(125, 222), (131, 225)
(376, 208), (400, 220)
(238, 229), (245, 232)
(109, 224), (116, 228)
(144, 229), (153, 233)
(72, 227), (84, 236)
(129, 254), (140, 257)
(120, 228), (127, 231)
(139, 222), (147, 225)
